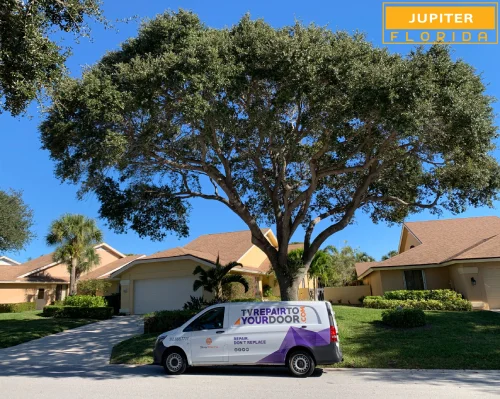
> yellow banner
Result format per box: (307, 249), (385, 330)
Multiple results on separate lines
(385, 5), (496, 30)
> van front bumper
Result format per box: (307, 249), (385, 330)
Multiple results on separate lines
(311, 343), (343, 365)
(153, 340), (167, 365)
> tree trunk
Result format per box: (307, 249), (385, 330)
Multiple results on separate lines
(70, 257), (77, 296)
(278, 277), (300, 301)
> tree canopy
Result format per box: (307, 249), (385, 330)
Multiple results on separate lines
(40, 11), (499, 299)
(0, 189), (34, 252)
(0, 0), (103, 116)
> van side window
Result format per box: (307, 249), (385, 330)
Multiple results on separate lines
(184, 307), (225, 332)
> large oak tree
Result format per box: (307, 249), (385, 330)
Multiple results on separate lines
(0, 0), (103, 116)
(41, 11), (499, 300)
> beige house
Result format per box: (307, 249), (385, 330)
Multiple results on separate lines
(356, 216), (500, 310)
(0, 243), (134, 309)
(112, 229), (313, 314)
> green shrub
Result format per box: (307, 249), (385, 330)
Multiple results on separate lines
(383, 289), (463, 302)
(382, 308), (426, 328)
(63, 295), (107, 308)
(43, 305), (113, 319)
(144, 310), (198, 333)
(363, 296), (472, 311)
(263, 285), (274, 297)
(265, 295), (281, 301)
(0, 302), (36, 313)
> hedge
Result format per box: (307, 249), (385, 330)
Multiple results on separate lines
(0, 302), (36, 313)
(42, 306), (114, 319)
(383, 289), (463, 302)
(144, 310), (198, 334)
(63, 295), (108, 308)
(382, 308), (426, 328)
(363, 297), (472, 311)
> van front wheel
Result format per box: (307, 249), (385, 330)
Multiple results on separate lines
(163, 350), (187, 375)
(287, 350), (316, 377)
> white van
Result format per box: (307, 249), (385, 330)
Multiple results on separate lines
(153, 301), (342, 377)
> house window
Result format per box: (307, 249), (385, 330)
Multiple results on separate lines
(37, 288), (45, 300)
(404, 270), (426, 290)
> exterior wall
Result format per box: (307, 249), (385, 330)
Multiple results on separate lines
(448, 262), (500, 309)
(0, 283), (67, 306)
(324, 285), (372, 304)
(363, 271), (383, 296)
(424, 267), (450, 290)
(104, 280), (120, 295)
(239, 245), (268, 268)
(380, 269), (405, 292)
(94, 247), (121, 269)
(119, 259), (211, 314)
(400, 227), (421, 253)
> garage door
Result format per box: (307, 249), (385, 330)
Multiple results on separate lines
(134, 277), (200, 314)
(484, 267), (500, 309)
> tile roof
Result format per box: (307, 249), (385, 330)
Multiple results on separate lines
(81, 255), (145, 280)
(0, 243), (126, 283)
(144, 229), (272, 266)
(356, 216), (500, 278)
(0, 253), (56, 281)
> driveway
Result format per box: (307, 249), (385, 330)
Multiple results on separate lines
(0, 316), (142, 367)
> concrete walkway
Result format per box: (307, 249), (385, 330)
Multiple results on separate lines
(0, 316), (142, 367)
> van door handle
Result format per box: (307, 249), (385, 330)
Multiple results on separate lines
(301, 326), (307, 329)
(216, 330), (225, 334)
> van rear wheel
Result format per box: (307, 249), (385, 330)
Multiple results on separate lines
(287, 350), (316, 377)
(163, 349), (187, 375)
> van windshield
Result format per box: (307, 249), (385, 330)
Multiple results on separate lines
(184, 307), (225, 331)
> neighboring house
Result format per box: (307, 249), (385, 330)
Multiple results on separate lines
(0, 243), (132, 309)
(0, 256), (20, 266)
(112, 229), (312, 314)
(356, 216), (500, 310)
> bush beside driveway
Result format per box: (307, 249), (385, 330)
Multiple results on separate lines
(110, 306), (500, 369)
(0, 311), (98, 349)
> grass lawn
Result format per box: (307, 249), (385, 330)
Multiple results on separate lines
(0, 311), (98, 349)
(109, 306), (500, 369)
(110, 333), (157, 364)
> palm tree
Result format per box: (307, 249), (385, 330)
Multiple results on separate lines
(192, 256), (249, 301)
(381, 250), (398, 261)
(46, 214), (103, 295)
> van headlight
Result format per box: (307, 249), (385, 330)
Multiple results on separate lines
(156, 333), (168, 345)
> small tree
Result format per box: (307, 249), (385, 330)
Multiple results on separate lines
(41, 11), (500, 300)
(0, 189), (34, 252)
(324, 245), (375, 286)
(46, 214), (103, 295)
(193, 256), (249, 301)
(77, 279), (111, 296)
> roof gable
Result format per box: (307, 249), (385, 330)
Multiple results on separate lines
(357, 216), (500, 278)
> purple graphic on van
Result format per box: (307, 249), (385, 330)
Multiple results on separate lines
(257, 327), (330, 364)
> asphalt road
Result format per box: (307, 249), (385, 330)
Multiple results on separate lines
(0, 365), (499, 399)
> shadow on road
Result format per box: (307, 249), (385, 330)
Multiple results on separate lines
(0, 363), (324, 380)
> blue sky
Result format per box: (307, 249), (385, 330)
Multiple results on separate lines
(1, 0), (499, 262)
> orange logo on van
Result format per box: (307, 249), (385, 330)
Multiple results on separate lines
(206, 338), (212, 345)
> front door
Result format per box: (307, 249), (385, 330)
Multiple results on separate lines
(35, 288), (46, 310)
(185, 306), (229, 364)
